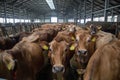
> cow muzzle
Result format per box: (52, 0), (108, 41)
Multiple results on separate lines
(52, 65), (65, 73)
(77, 50), (88, 56)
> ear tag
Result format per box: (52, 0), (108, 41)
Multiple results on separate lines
(7, 63), (12, 70)
(71, 36), (75, 41)
(62, 27), (65, 30)
(70, 45), (75, 51)
(92, 37), (96, 42)
(42, 45), (48, 50)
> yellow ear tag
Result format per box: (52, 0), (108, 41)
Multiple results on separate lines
(70, 45), (75, 51)
(71, 36), (75, 41)
(7, 63), (12, 70)
(92, 37), (96, 42)
(62, 27), (64, 30)
(42, 45), (48, 50)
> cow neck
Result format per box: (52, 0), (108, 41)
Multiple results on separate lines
(11, 60), (17, 80)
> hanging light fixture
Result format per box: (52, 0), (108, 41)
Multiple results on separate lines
(46, 0), (55, 10)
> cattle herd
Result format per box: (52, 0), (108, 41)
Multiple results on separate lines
(0, 23), (120, 80)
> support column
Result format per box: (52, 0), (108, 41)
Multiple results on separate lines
(24, 9), (26, 23)
(111, 9), (114, 22)
(3, 0), (7, 24)
(19, 9), (21, 23)
(44, 15), (45, 23)
(84, 0), (86, 24)
(57, 12), (59, 23)
(91, 0), (94, 21)
(74, 9), (78, 25)
(76, 9), (79, 25)
(12, 4), (15, 25)
(79, 0), (82, 24)
(104, 0), (109, 22)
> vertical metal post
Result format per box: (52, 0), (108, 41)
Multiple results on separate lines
(111, 9), (114, 22)
(44, 15), (45, 23)
(76, 9), (79, 25)
(66, 15), (68, 23)
(28, 12), (30, 23)
(104, 0), (109, 22)
(50, 16), (51, 23)
(74, 9), (77, 25)
(63, 15), (66, 23)
(24, 9), (26, 23)
(12, 4), (15, 25)
(79, 0), (82, 24)
(19, 9), (21, 23)
(57, 12), (59, 23)
(91, 0), (94, 21)
(84, 0), (86, 24)
(3, 0), (7, 24)
(29, 13), (32, 23)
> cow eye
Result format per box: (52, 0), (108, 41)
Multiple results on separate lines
(88, 39), (91, 42)
(65, 48), (68, 52)
(86, 37), (91, 42)
(76, 39), (79, 42)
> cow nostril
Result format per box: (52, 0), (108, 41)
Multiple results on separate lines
(78, 50), (88, 55)
(53, 66), (64, 73)
(58, 66), (64, 72)
(84, 50), (88, 54)
(77, 51), (81, 55)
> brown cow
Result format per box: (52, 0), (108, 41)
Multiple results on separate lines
(0, 38), (48, 80)
(71, 27), (117, 80)
(0, 37), (17, 50)
(0, 26), (60, 80)
(74, 26), (117, 68)
(0, 32), (31, 50)
(84, 40), (120, 80)
(27, 29), (57, 42)
(74, 29), (96, 68)
(48, 31), (78, 80)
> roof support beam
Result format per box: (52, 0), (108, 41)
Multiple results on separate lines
(3, 0), (7, 24)
(84, 0), (86, 24)
(78, 0), (82, 24)
(91, 0), (94, 21)
(12, 4), (15, 25)
(104, 0), (109, 22)
(111, 9), (114, 22)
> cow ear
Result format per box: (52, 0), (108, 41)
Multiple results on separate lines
(40, 41), (49, 50)
(29, 35), (39, 42)
(22, 35), (39, 42)
(2, 53), (15, 70)
(86, 27), (90, 31)
(97, 25), (102, 30)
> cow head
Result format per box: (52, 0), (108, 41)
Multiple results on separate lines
(87, 24), (102, 34)
(48, 40), (75, 73)
(68, 25), (76, 32)
(75, 30), (97, 68)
